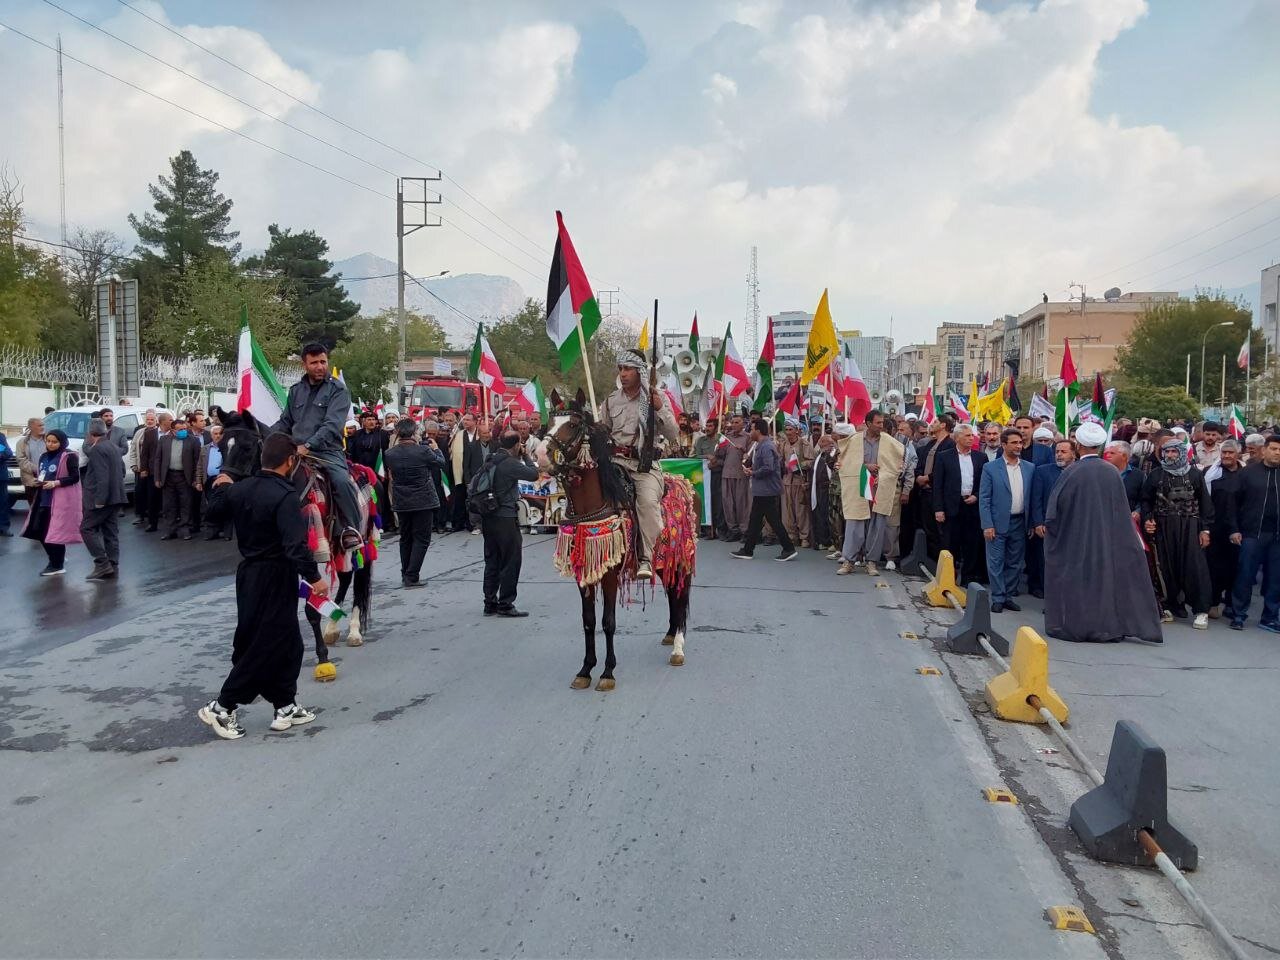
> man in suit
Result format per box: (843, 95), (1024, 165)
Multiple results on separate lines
(1030, 438), (1076, 597)
(450, 413), (485, 533)
(932, 422), (987, 585)
(152, 413), (201, 540)
(137, 410), (162, 530)
(914, 415), (955, 559)
(1014, 416), (1052, 597)
(81, 418), (128, 580)
(979, 427), (1036, 613)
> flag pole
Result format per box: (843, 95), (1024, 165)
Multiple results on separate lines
(576, 320), (598, 416)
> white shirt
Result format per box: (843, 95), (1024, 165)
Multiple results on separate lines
(984, 445), (999, 461)
(1005, 459), (1024, 515)
(958, 451), (974, 497)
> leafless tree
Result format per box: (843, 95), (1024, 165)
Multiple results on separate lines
(64, 226), (125, 322)
(0, 163), (25, 249)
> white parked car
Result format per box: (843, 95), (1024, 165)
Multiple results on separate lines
(7, 403), (145, 500)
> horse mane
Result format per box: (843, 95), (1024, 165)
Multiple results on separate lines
(575, 404), (630, 508)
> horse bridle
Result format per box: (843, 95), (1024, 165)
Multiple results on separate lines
(545, 416), (618, 525)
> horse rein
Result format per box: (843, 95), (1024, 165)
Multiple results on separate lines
(546, 419), (619, 526)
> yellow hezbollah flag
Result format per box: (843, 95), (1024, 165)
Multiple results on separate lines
(967, 378), (979, 419)
(637, 322), (649, 351)
(801, 289), (839, 386)
(973, 379), (1012, 424)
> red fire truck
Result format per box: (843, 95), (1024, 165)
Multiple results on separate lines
(405, 375), (522, 421)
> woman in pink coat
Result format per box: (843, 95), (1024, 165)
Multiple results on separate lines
(20, 429), (82, 576)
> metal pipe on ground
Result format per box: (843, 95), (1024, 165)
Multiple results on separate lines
(928, 579), (1251, 960)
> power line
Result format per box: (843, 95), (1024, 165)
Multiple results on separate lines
(1156, 233), (1280, 290)
(14, 232), (395, 283)
(113, 0), (553, 257)
(0, 20), (394, 202)
(404, 272), (482, 329)
(1124, 211), (1280, 287)
(1087, 190), (1280, 286)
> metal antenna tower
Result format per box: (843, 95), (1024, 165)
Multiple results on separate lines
(745, 245), (760, 359)
(57, 33), (67, 243)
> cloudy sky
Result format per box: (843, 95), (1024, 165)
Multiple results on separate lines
(3, 0), (1278, 353)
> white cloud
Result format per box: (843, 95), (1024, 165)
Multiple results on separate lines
(2, 0), (1277, 351)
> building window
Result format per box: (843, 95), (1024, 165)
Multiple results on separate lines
(947, 335), (963, 357)
(946, 360), (964, 380)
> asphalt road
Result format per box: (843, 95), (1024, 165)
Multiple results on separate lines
(0, 524), (1263, 958)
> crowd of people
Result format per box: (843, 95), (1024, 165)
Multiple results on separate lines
(681, 403), (1280, 640)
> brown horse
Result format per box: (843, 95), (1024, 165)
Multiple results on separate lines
(543, 408), (695, 691)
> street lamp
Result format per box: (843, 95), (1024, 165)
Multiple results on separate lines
(1200, 322), (1233, 405)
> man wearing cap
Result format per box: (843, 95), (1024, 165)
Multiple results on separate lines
(1045, 421), (1163, 642)
(598, 349), (678, 580)
(777, 416), (816, 548)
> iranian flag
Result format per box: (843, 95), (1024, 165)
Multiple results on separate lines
(920, 375), (937, 425)
(751, 316), (775, 414)
(721, 324), (752, 398)
(513, 375), (548, 421)
(236, 306), (286, 424)
(299, 581), (346, 621)
(1230, 404), (1246, 439)
(841, 346), (873, 425)
(697, 362), (721, 422)
(545, 211), (602, 371)
(662, 367), (685, 417)
(1238, 335), (1250, 370)
(468, 322), (507, 395)
(947, 391), (970, 422)
(859, 464), (877, 501)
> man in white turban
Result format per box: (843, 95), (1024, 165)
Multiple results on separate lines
(1043, 419), (1163, 642)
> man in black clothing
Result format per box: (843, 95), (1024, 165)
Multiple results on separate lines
(478, 430), (540, 616)
(349, 409), (395, 532)
(197, 433), (327, 741)
(932, 422), (987, 585)
(1205, 439), (1243, 618)
(1228, 435), (1280, 631)
(384, 418), (446, 587)
(423, 420), (450, 532)
(451, 413), (486, 532)
(80, 418), (128, 580)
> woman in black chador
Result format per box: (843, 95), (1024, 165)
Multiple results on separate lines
(1141, 439), (1214, 630)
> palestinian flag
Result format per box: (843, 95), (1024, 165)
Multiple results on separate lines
(1060, 338), (1079, 387)
(1090, 371), (1109, 422)
(1230, 404), (1246, 439)
(299, 581), (346, 621)
(468, 322), (506, 395)
(689, 313), (700, 357)
(721, 324), (752, 398)
(1054, 383), (1077, 436)
(374, 447), (384, 477)
(546, 211), (602, 371)
(752, 316), (775, 413)
(513, 375), (548, 421)
(236, 306), (287, 424)
(859, 464), (877, 501)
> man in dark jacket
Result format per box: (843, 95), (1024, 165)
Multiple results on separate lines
(347, 409), (388, 472)
(97, 408), (130, 459)
(450, 413), (486, 533)
(730, 417), (798, 562)
(1228, 435), (1280, 631)
(198, 433), (327, 741)
(477, 430), (540, 616)
(137, 411), (161, 529)
(423, 420), (450, 533)
(1205, 439), (1243, 618)
(274, 343), (363, 549)
(1029, 438), (1076, 597)
(81, 418), (128, 580)
(385, 418), (446, 587)
(152, 414), (200, 540)
(932, 422), (987, 585)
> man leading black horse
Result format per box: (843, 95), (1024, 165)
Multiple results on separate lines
(273, 342), (364, 550)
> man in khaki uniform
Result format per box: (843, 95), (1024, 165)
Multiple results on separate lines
(835, 409), (904, 576)
(776, 416), (816, 548)
(720, 414), (750, 540)
(599, 350), (678, 580)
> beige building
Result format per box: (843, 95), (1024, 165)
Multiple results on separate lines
(1014, 292), (1178, 383)
(886, 342), (941, 402)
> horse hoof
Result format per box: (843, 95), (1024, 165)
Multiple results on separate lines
(669, 653), (685, 666)
(570, 676), (591, 690)
(595, 677), (616, 692)
(661, 634), (674, 646)
(313, 662), (337, 682)
(346, 634), (364, 647)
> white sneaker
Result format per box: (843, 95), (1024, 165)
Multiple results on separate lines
(885, 560), (897, 572)
(636, 560), (654, 580)
(826, 551), (842, 560)
(471, 528), (481, 536)
(1192, 613), (1209, 630)
(198, 700), (245, 740)
(269, 703), (317, 731)
(1161, 609), (1174, 624)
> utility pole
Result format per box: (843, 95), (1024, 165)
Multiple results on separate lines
(396, 175), (441, 406)
(56, 34), (66, 244)
(745, 246), (760, 360)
